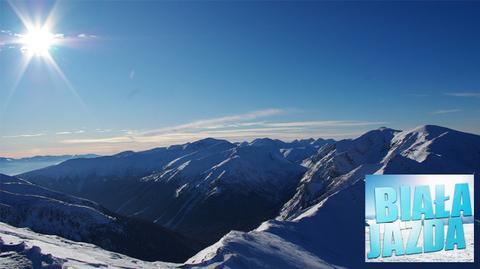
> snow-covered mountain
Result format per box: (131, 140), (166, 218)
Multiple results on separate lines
(0, 154), (98, 176)
(280, 125), (480, 219)
(0, 174), (197, 263)
(20, 138), (326, 245)
(13, 125), (480, 268)
(185, 181), (477, 269)
(184, 125), (480, 268)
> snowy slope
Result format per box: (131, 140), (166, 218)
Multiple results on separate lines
(0, 174), (197, 263)
(184, 229), (344, 269)
(182, 176), (365, 269)
(0, 219), (344, 269)
(185, 178), (477, 269)
(0, 174), (115, 240)
(114, 140), (308, 245)
(0, 222), (177, 269)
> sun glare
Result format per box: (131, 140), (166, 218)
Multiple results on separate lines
(4, 1), (90, 119)
(19, 27), (57, 57)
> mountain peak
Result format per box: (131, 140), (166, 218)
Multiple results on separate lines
(192, 137), (227, 144)
(290, 138), (315, 145)
(377, 126), (399, 131)
(249, 138), (285, 147)
(356, 126), (400, 143)
(184, 137), (231, 150)
(114, 150), (136, 157)
(407, 124), (454, 136)
(395, 125), (474, 144)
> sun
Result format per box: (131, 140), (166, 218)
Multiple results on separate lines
(19, 27), (57, 57)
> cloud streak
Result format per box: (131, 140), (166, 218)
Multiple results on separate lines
(142, 108), (285, 136)
(55, 130), (85, 135)
(431, 109), (461, 115)
(2, 133), (46, 138)
(445, 92), (480, 98)
(264, 120), (386, 128)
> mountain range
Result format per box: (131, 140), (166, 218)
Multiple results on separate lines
(19, 137), (333, 246)
(1, 125), (479, 268)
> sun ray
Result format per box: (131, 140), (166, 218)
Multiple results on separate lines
(3, 0), (95, 124)
(7, 1), (35, 32)
(43, 0), (61, 33)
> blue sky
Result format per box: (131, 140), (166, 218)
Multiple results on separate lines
(0, 1), (479, 157)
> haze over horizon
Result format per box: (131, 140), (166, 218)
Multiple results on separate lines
(1, 1), (479, 158)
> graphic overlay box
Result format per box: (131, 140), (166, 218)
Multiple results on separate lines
(365, 175), (474, 262)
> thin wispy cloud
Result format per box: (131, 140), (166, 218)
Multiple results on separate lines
(60, 109), (386, 147)
(61, 128), (366, 147)
(55, 130), (84, 135)
(445, 92), (480, 98)
(96, 129), (112, 133)
(0, 30), (16, 50)
(264, 120), (387, 128)
(142, 108), (285, 136)
(63, 136), (133, 144)
(431, 109), (461, 115)
(77, 33), (97, 39)
(56, 131), (72, 135)
(2, 133), (46, 138)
